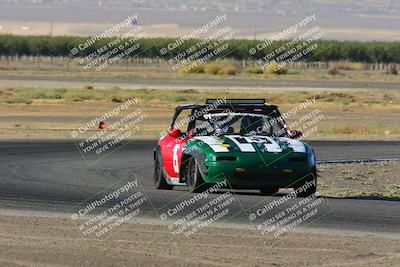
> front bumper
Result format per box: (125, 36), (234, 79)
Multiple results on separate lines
(202, 154), (315, 189)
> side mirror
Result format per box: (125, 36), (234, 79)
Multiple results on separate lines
(168, 128), (182, 138)
(289, 130), (303, 139)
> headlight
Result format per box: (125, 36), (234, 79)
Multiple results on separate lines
(307, 148), (316, 166)
(305, 144), (316, 167)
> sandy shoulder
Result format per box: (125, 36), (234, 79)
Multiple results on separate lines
(0, 214), (399, 267)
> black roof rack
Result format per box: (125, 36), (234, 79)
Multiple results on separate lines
(175, 99), (277, 112)
(206, 99), (265, 105)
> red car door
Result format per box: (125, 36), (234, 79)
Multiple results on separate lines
(158, 129), (186, 180)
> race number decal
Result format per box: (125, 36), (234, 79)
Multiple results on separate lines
(227, 136), (255, 152)
(226, 135), (282, 153)
(173, 144), (181, 173)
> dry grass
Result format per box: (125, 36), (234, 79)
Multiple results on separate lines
(217, 65), (238, 75)
(178, 61), (238, 75)
(330, 61), (365, 71)
(3, 62), (400, 82)
(318, 161), (400, 199)
(0, 87), (399, 140)
(264, 63), (288, 75)
(2, 87), (399, 106)
(328, 65), (341, 75)
(245, 66), (264, 74)
(312, 91), (356, 104)
(318, 123), (400, 136)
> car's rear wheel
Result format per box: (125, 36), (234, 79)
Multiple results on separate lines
(187, 157), (207, 193)
(259, 187), (279, 196)
(154, 156), (173, 190)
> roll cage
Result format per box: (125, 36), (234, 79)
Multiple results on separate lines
(169, 99), (287, 133)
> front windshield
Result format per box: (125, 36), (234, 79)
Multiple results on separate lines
(193, 112), (288, 138)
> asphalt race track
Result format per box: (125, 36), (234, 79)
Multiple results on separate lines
(0, 140), (399, 234)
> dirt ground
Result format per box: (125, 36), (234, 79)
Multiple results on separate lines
(318, 161), (400, 198)
(0, 214), (399, 267)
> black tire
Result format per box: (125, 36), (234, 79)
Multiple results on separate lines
(154, 156), (173, 190)
(187, 157), (208, 193)
(259, 187), (279, 196)
(294, 171), (317, 197)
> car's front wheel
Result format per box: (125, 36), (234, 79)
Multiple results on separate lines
(154, 156), (173, 190)
(294, 171), (317, 197)
(187, 157), (208, 193)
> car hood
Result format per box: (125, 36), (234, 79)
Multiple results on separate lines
(192, 135), (307, 154)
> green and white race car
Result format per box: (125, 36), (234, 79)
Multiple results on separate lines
(154, 99), (317, 196)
